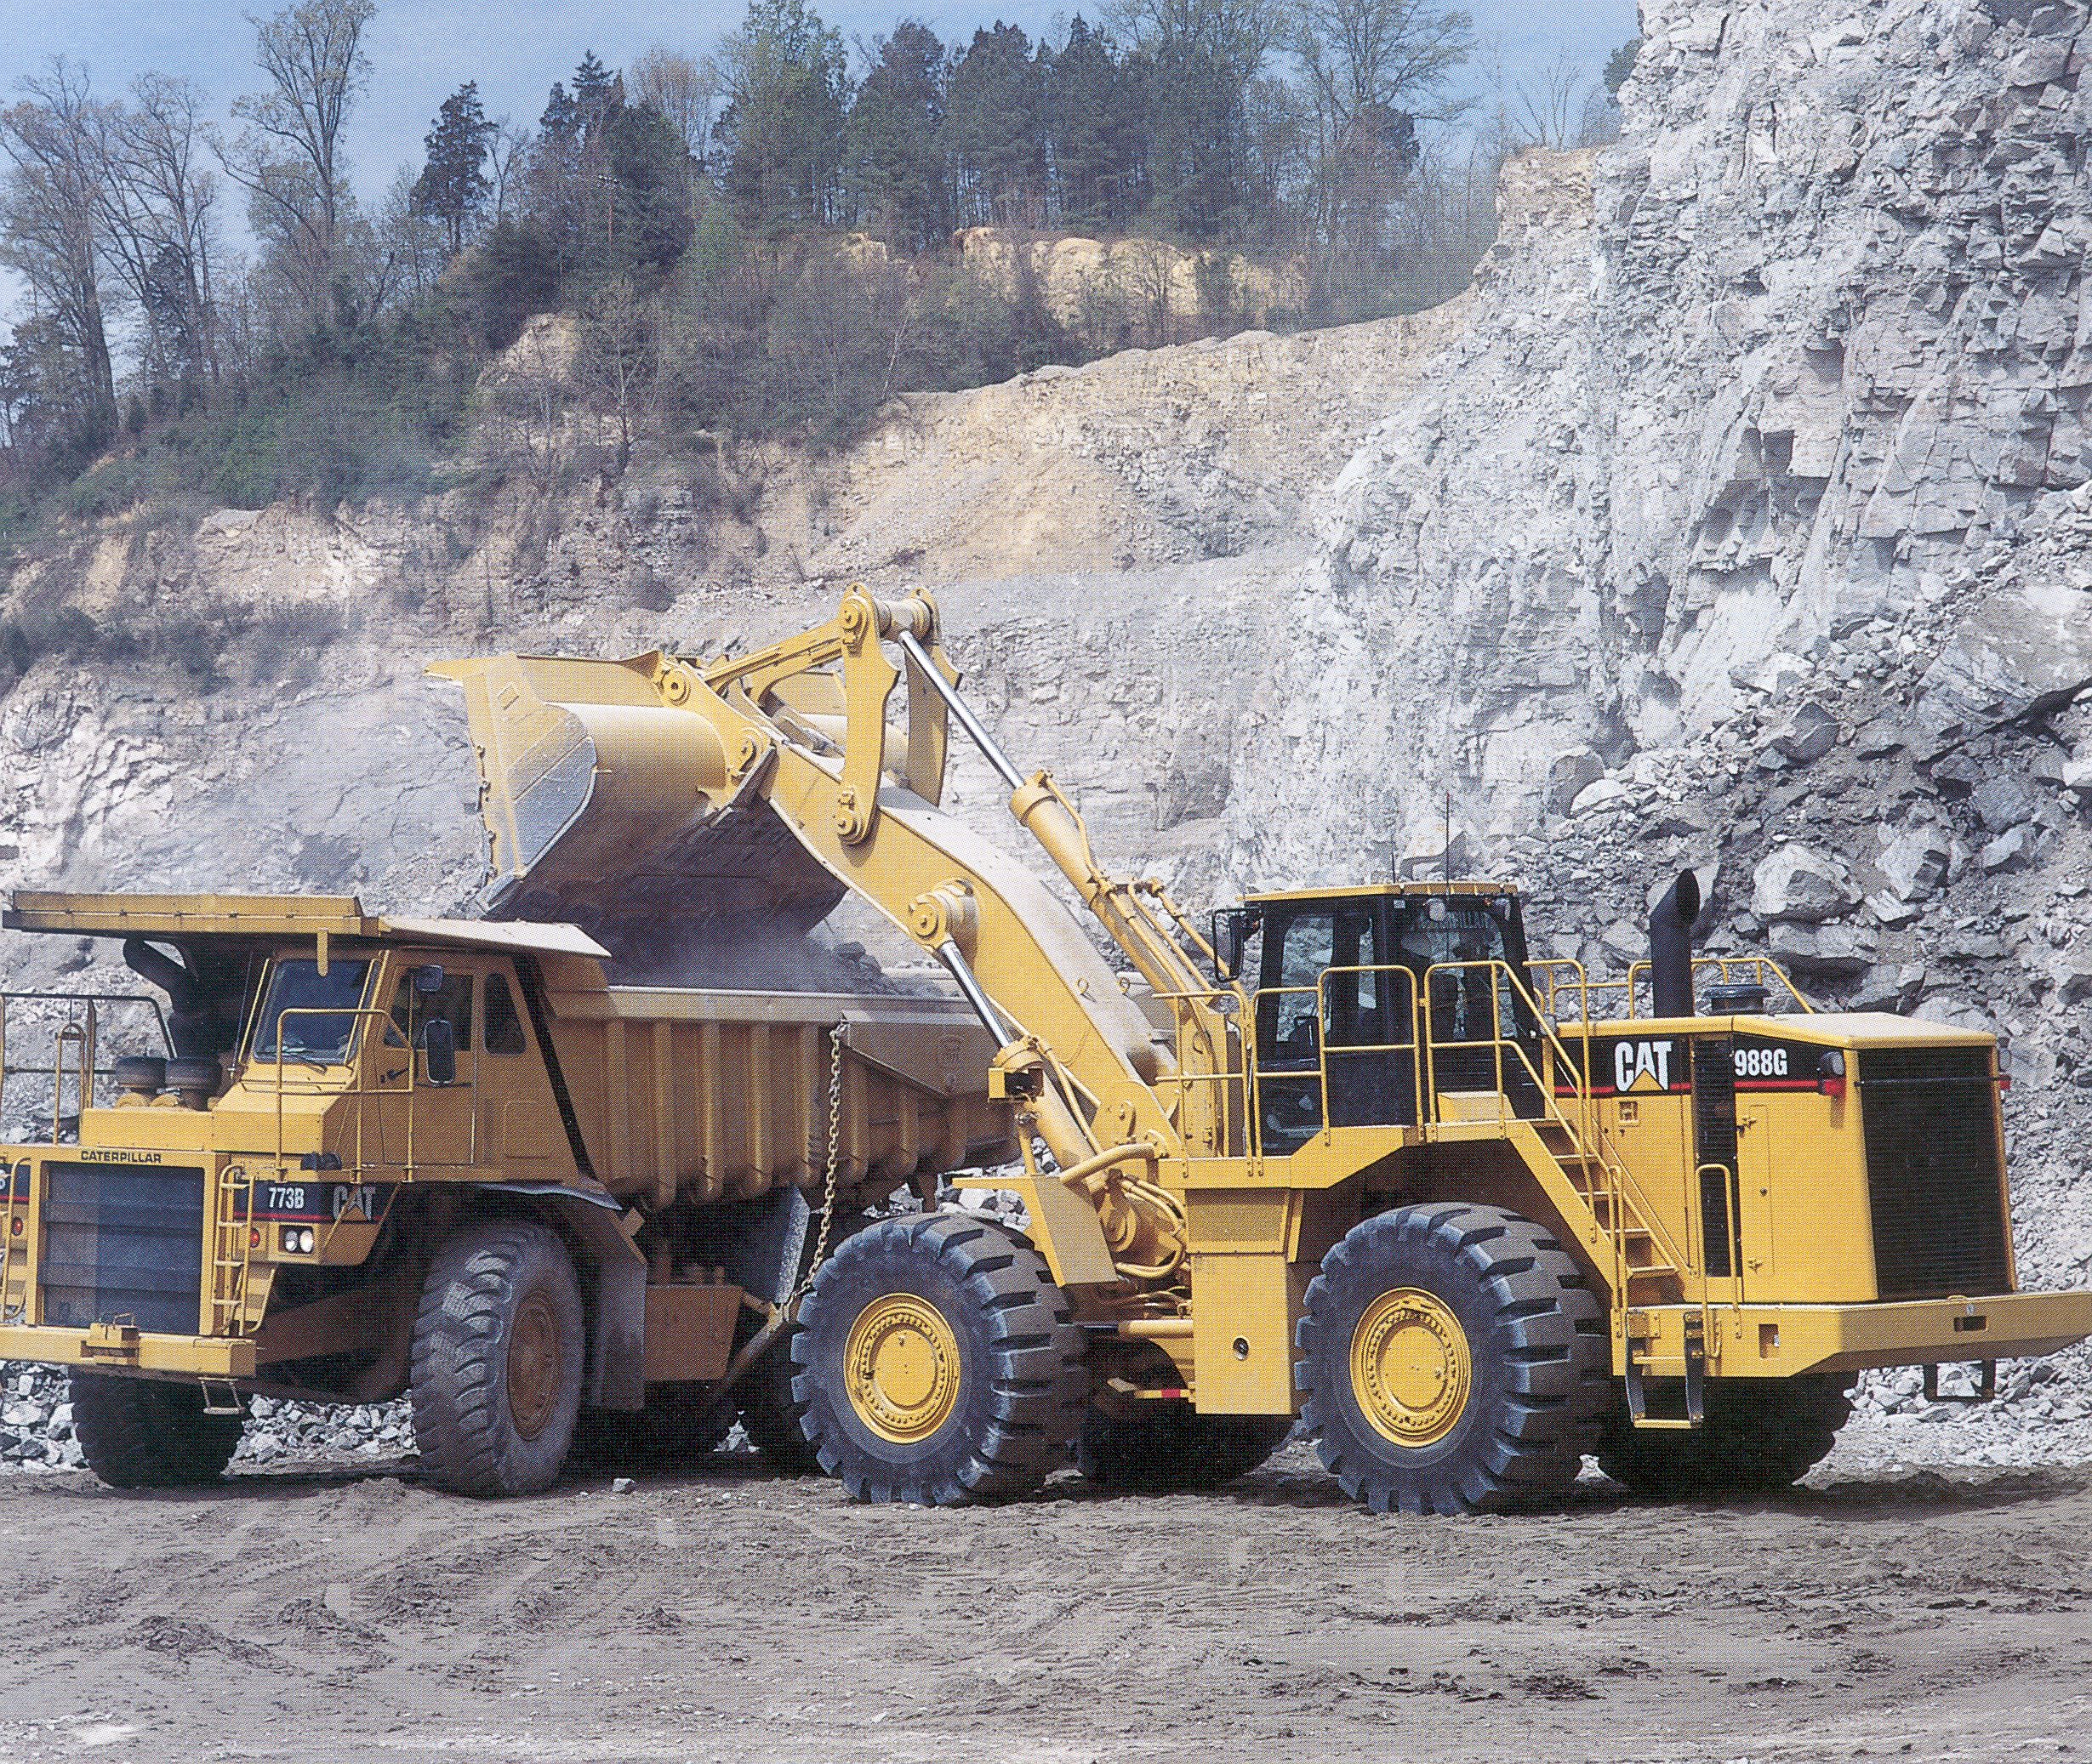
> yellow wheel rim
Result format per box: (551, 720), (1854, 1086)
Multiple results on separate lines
(843, 1293), (963, 1444)
(1350, 1287), (1472, 1448)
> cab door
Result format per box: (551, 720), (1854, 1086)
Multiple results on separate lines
(375, 961), (477, 1168)
(1252, 898), (1415, 1154)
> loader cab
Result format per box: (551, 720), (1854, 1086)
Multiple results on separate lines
(1222, 884), (1543, 1152)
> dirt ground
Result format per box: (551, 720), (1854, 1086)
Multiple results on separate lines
(0, 1439), (2086, 1764)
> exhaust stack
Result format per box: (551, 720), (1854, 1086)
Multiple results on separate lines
(1648, 869), (1702, 1020)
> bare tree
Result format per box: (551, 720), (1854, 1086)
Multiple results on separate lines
(632, 47), (721, 169)
(0, 60), (117, 430)
(219, 0), (376, 329)
(487, 119), (531, 224)
(114, 75), (224, 389)
(1291, 0), (1473, 137)
(1503, 45), (1590, 151)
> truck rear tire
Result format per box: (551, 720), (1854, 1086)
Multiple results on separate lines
(71, 1372), (243, 1488)
(792, 1214), (1087, 1505)
(411, 1219), (584, 1497)
(1597, 1375), (1854, 1499)
(1297, 1204), (1610, 1515)
(1077, 1402), (1292, 1493)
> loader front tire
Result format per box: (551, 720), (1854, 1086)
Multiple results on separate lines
(792, 1214), (1087, 1505)
(1298, 1204), (1610, 1515)
(71, 1372), (243, 1488)
(411, 1219), (584, 1497)
(1077, 1402), (1292, 1493)
(1597, 1375), (1853, 1499)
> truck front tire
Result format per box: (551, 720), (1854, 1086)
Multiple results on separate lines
(71, 1372), (243, 1488)
(411, 1219), (585, 1497)
(792, 1214), (1087, 1504)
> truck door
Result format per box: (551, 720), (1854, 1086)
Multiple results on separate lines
(378, 964), (476, 1168)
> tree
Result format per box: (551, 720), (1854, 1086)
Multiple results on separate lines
(605, 102), (696, 270)
(0, 60), (117, 441)
(715, 0), (850, 237)
(1287, 0), (1473, 310)
(413, 82), (495, 255)
(944, 24), (1049, 227)
(844, 21), (950, 251)
(220, 0), (378, 331)
(108, 74), (225, 394)
(1046, 17), (1144, 225)
(632, 47), (721, 169)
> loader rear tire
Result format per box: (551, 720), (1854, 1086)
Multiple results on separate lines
(1077, 1403), (1292, 1493)
(1597, 1375), (1853, 1499)
(71, 1372), (243, 1489)
(792, 1213), (1087, 1505)
(1297, 1204), (1610, 1515)
(411, 1219), (584, 1497)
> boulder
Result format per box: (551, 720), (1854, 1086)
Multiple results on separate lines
(1981, 825), (2035, 872)
(1770, 703), (1840, 765)
(1769, 921), (1879, 978)
(1969, 774), (2042, 834)
(1753, 845), (1861, 923)
(1877, 826), (1951, 902)
(1570, 778), (1633, 817)
(1545, 750), (1605, 816)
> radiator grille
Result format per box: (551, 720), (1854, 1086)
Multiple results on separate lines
(40, 1163), (206, 1335)
(1858, 1049), (2010, 1300)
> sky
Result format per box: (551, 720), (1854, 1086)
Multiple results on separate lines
(0, 0), (1639, 330)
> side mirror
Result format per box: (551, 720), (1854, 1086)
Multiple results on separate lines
(1211, 909), (1251, 982)
(413, 964), (447, 995)
(421, 1016), (458, 1087)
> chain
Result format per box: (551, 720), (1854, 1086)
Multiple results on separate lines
(786, 1020), (849, 1312)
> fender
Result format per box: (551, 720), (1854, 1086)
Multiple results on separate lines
(483, 1181), (647, 1412)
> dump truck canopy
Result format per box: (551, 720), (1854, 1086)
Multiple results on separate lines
(3, 891), (613, 959)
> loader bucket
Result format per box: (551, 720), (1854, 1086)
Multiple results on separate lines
(431, 654), (846, 947)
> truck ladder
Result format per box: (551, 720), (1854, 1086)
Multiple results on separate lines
(208, 1173), (270, 1336)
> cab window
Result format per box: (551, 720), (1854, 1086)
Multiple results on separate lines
(483, 973), (527, 1056)
(251, 959), (373, 1064)
(390, 970), (475, 1052)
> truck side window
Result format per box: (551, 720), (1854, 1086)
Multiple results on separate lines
(390, 973), (475, 1052)
(483, 974), (527, 1056)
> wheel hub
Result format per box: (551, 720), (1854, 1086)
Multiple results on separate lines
(844, 1293), (962, 1443)
(507, 1291), (564, 1441)
(1350, 1287), (1472, 1448)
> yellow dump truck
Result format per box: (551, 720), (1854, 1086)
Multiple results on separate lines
(0, 893), (1009, 1493)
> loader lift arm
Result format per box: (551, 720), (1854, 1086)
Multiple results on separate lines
(436, 587), (1243, 1289)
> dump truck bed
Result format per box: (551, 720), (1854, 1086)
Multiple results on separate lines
(535, 976), (1014, 1206)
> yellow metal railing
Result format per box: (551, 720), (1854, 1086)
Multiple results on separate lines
(1419, 959), (1685, 1306)
(267, 1004), (419, 1181)
(0, 990), (173, 1141)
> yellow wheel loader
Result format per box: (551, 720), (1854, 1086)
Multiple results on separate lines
(419, 586), (2092, 1513)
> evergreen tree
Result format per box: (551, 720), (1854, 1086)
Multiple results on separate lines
(1047, 18), (1144, 225)
(844, 21), (950, 251)
(412, 82), (496, 255)
(944, 23), (1049, 226)
(607, 102), (696, 270)
(715, 0), (850, 237)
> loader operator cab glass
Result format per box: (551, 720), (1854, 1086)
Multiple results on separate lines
(250, 959), (375, 1066)
(1390, 894), (1544, 1115)
(1255, 902), (1399, 1152)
